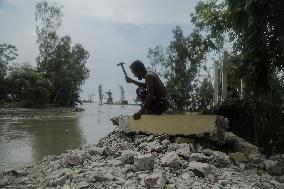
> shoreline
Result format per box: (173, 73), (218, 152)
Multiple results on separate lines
(0, 130), (283, 188)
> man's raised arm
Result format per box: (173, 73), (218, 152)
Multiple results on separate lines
(125, 76), (146, 88)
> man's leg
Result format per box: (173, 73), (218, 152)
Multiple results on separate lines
(146, 98), (169, 115)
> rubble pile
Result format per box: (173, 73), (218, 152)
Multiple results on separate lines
(1, 130), (283, 189)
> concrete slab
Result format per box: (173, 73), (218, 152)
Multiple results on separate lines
(113, 115), (217, 136)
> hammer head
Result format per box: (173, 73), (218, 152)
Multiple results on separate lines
(117, 62), (125, 66)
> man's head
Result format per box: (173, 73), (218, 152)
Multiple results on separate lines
(130, 60), (147, 80)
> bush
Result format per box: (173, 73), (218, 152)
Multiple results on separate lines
(215, 98), (283, 155)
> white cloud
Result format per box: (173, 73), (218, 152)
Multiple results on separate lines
(59, 0), (197, 25)
(0, 0), (199, 101)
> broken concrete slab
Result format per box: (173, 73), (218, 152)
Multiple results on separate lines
(111, 115), (228, 139)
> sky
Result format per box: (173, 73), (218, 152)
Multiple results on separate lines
(0, 0), (199, 103)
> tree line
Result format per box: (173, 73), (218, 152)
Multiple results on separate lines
(0, 1), (90, 108)
(97, 84), (129, 105)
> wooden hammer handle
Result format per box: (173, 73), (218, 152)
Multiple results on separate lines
(120, 64), (128, 77)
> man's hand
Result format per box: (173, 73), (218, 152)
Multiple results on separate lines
(133, 111), (142, 120)
(125, 76), (133, 83)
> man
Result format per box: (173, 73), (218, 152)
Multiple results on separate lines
(125, 60), (169, 120)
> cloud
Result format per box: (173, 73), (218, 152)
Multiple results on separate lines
(0, 0), (199, 101)
(58, 0), (196, 25)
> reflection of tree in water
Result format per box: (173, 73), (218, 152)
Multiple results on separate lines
(30, 112), (84, 162)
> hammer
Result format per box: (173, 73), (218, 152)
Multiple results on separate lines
(117, 62), (128, 77)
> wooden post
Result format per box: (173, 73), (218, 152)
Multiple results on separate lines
(240, 79), (243, 99)
(214, 61), (220, 105)
(221, 51), (229, 100)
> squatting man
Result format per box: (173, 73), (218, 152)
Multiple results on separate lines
(125, 60), (169, 120)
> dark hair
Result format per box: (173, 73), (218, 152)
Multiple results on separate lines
(130, 60), (145, 71)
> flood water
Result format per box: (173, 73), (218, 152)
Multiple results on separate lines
(0, 103), (139, 171)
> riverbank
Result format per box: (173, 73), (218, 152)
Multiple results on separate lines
(1, 129), (283, 189)
(0, 101), (62, 109)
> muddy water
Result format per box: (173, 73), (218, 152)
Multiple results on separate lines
(0, 103), (139, 170)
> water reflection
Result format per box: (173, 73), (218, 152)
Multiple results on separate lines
(0, 103), (139, 170)
(31, 118), (84, 162)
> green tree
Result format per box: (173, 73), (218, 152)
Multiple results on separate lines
(191, 0), (284, 153)
(50, 36), (90, 106)
(6, 63), (52, 107)
(35, 1), (90, 107)
(197, 76), (214, 112)
(35, 0), (62, 75)
(0, 43), (18, 80)
(148, 26), (208, 111)
(98, 84), (103, 105)
(119, 85), (128, 104)
(105, 90), (113, 104)
(191, 0), (284, 99)
(0, 43), (18, 100)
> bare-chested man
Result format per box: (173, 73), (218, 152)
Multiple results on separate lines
(125, 60), (169, 120)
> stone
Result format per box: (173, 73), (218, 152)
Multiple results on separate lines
(135, 135), (147, 144)
(147, 135), (155, 142)
(52, 174), (68, 186)
(105, 173), (114, 181)
(123, 180), (138, 188)
(146, 141), (164, 153)
(161, 139), (171, 146)
(164, 184), (176, 189)
(88, 147), (104, 156)
(161, 152), (182, 168)
(270, 179), (284, 189)
(167, 143), (180, 152)
(247, 153), (264, 164)
(79, 151), (91, 160)
(188, 153), (209, 162)
(104, 146), (115, 156)
(181, 173), (192, 180)
(229, 152), (248, 163)
(239, 163), (246, 169)
(200, 149), (214, 156)
(175, 145), (192, 159)
(212, 151), (231, 167)
(120, 150), (138, 164)
(224, 132), (260, 156)
(188, 161), (213, 177)
(175, 137), (195, 144)
(176, 181), (190, 189)
(107, 159), (123, 167)
(269, 154), (282, 161)
(126, 172), (135, 179)
(64, 154), (82, 166)
(0, 177), (8, 187)
(134, 154), (155, 171)
(93, 175), (108, 182)
(76, 181), (89, 188)
(144, 171), (167, 189)
(265, 160), (284, 175)
(277, 175), (284, 183)
(62, 185), (71, 189)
